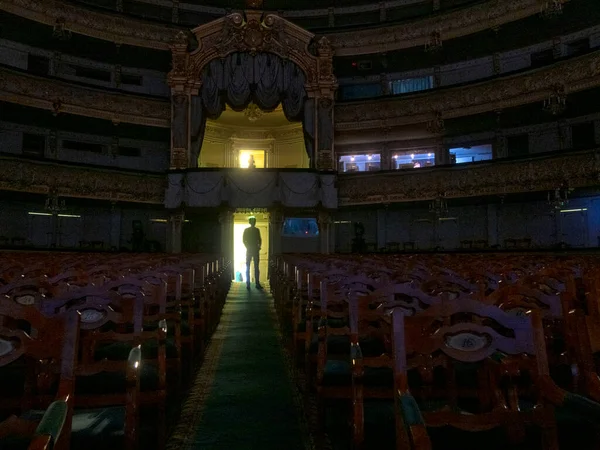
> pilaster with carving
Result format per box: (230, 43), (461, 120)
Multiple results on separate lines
(317, 209), (333, 254)
(168, 210), (185, 253)
(313, 36), (337, 172)
(218, 208), (234, 273)
(168, 31), (197, 170)
(269, 207), (284, 256)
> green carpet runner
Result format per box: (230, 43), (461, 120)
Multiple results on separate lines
(168, 283), (308, 450)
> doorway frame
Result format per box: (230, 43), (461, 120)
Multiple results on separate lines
(231, 137), (274, 168)
(232, 209), (270, 283)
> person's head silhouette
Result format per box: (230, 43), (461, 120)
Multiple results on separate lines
(249, 217), (256, 227)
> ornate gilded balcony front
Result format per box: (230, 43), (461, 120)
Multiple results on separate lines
(165, 169), (337, 209)
(338, 149), (600, 206)
(0, 156), (166, 204)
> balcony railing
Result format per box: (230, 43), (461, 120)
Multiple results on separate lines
(165, 168), (337, 210)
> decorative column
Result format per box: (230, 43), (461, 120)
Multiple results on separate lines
(314, 37), (338, 172)
(492, 53), (502, 76)
(433, 66), (441, 88)
(380, 141), (392, 170)
(379, 1), (387, 21)
(318, 210), (333, 254)
(168, 210), (185, 253)
(168, 32), (195, 170)
(269, 207), (284, 258)
(47, 129), (58, 159)
(109, 202), (121, 250)
(558, 119), (571, 150)
(49, 51), (61, 76)
(218, 208), (234, 275)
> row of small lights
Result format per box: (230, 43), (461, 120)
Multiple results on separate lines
(348, 153), (433, 161)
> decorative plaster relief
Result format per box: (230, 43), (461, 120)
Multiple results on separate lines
(327, 0), (562, 55)
(0, 0), (556, 55)
(0, 0), (177, 50)
(337, 149), (600, 206)
(335, 50), (600, 131)
(0, 156), (165, 204)
(0, 66), (170, 127)
(1, 51), (599, 132)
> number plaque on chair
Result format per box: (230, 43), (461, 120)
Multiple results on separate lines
(445, 332), (489, 352)
(79, 308), (107, 324)
(15, 294), (35, 306)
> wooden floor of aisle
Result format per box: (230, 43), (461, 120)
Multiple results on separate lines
(167, 282), (310, 450)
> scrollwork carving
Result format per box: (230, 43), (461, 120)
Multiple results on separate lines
(338, 149), (600, 206)
(0, 156), (165, 204)
(335, 50), (600, 131)
(0, 66), (170, 128)
(0, 0), (554, 54)
(187, 11), (322, 85)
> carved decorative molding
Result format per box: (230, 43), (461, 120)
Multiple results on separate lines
(180, 11), (335, 91)
(0, 0), (557, 55)
(0, 0), (177, 50)
(328, 0), (570, 56)
(0, 66), (170, 127)
(2, 50), (599, 132)
(0, 157), (166, 204)
(335, 50), (600, 131)
(337, 149), (600, 206)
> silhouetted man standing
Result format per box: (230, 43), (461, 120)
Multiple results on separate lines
(243, 216), (262, 290)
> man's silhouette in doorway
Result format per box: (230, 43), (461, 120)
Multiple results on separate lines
(243, 216), (263, 290)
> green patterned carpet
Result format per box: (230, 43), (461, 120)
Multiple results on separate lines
(168, 283), (309, 450)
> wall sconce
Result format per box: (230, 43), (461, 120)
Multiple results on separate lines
(425, 30), (443, 53)
(52, 18), (72, 41)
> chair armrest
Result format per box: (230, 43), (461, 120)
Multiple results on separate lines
(126, 345), (142, 384)
(125, 345), (142, 450)
(396, 391), (432, 450)
(351, 342), (364, 378)
(29, 400), (68, 450)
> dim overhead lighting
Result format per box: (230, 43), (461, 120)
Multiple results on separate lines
(548, 183), (571, 211)
(52, 17), (72, 41)
(540, 0), (563, 19)
(429, 195), (448, 218)
(542, 85), (567, 115)
(424, 30), (443, 53)
(45, 193), (66, 214)
(559, 208), (587, 213)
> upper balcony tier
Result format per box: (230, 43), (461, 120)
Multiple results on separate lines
(1, 146), (596, 209)
(0, 154), (165, 204)
(71, 0), (483, 30)
(2, 48), (598, 131)
(0, 0), (574, 55)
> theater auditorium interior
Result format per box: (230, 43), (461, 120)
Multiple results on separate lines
(2, 0), (600, 448)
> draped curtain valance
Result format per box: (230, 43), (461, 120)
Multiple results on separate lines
(190, 52), (314, 167)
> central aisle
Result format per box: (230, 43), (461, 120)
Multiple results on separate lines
(168, 283), (308, 450)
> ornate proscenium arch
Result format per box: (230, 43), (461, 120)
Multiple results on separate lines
(168, 10), (337, 171)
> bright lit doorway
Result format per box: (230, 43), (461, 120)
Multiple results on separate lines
(232, 211), (270, 284)
(239, 150), (266, 168)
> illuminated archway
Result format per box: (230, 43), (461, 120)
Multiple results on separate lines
(168, 10), (337, 171)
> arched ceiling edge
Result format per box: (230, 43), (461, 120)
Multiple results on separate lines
(168, 11), (337, 97)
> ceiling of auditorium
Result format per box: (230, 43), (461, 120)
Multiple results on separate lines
(209, 105), (296, 129)
(184, 0), (406, 9)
